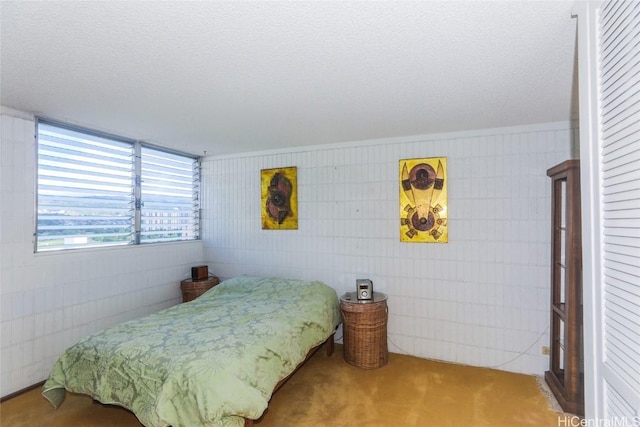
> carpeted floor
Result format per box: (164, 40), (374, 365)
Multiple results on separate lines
(0, 345), (564, 426)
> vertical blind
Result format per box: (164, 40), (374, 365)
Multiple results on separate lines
(36, 120), (200, 251)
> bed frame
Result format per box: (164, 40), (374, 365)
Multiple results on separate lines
(243, 332), (335, 427)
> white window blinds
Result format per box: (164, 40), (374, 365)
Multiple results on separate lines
(36, 123), (135, 250)
(36, 120), (200, 251)
(139, 147), (200, 243)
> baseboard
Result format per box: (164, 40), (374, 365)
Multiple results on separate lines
(1, 380), (45, 402)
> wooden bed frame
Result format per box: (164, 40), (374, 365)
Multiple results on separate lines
(243, 332), (335, 427)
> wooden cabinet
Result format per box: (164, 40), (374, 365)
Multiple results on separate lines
(544, 160), (584, 415)
(180, 276), (220, 302)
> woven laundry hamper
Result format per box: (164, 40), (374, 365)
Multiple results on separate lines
(340, 292), (388, 369)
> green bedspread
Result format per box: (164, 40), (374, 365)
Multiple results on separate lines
(42, 276), (341, 427)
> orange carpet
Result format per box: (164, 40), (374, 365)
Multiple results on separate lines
(1, 345), (563, 427)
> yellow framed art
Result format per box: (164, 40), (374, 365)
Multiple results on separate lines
(261, 166), (298, 230)
(399, 157), (448, 243)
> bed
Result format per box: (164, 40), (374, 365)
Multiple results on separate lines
(42, 275), (341, 427)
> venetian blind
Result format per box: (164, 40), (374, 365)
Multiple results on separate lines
(139, 146), (200, 243)
(36, 120), (200, 251)
(36, 122), (135, 250)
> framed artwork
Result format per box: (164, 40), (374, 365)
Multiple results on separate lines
(399, 157), (448, 243)
(261, 166), (298, 230)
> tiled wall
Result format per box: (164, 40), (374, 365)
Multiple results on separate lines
(0, 110), (575, 397)
(202, 122), (574, 375)
(0, 109), (205, 397)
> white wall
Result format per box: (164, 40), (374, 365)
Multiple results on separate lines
(0, 109), (205, 397)
(202, 122), (574, 375)
(0, 110), (576, 397)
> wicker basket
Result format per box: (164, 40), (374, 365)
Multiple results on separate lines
(180, 276), (220, 302)
(340, 297), (388, 369)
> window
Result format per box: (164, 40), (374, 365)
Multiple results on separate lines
(139, 147), (200, 243)
(36, 120), (200, 252)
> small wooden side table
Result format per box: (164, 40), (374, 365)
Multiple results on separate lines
(340, 292), (388, 369)
(180, 276), (220, 302)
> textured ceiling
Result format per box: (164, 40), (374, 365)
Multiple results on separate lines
(1, 1), (577, 156)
